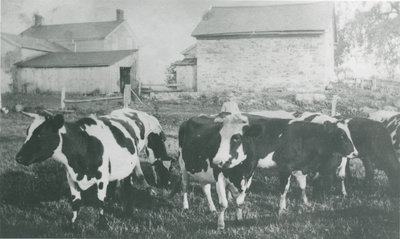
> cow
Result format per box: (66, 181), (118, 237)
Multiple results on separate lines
(271, 121), (355, 214)
(179, 113), (356, 229)
(212, 113), (356, 217)
(15, 108), (171, 228)
(293, 112), (400, 194)
(369, 111), (400, 155)
(345, 117), (400, 193)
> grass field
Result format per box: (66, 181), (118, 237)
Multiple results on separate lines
(0, 89), (399, 238)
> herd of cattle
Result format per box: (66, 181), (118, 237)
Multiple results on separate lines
(14, 107), (400, 230)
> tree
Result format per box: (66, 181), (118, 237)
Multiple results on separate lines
(165, 63), (177, 86)
(336, 2), (400, 79)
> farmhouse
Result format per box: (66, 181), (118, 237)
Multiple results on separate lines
(2, 9), (138, 94)
(180, 2), (336, 92)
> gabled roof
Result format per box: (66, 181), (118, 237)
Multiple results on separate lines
(20, 20), (124, 41)
(192, 2), (334, 38)
(15, 50), (137, 68)
(181, 44), (196, 58)
(173, 58), (196, 66)
(1, 33), (69, 52)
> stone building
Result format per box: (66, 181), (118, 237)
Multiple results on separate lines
(190, 2), (336, 92)
(173, 44), (197, 91)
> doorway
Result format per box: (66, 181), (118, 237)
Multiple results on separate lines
(120, 67), (131, 92)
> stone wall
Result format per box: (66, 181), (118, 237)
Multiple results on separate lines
(196, 33), (334, 92)
(176, 65), (196, 91)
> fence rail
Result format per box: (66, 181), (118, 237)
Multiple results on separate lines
(61, 85), (132, 110)
(342, 78), (400, 92)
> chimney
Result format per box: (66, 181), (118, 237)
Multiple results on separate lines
(116, 9), (124, 21)
(34, 14), (43, 27)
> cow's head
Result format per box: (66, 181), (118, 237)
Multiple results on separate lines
(324, 121), (354, 158)
(152, 160), (173, 187)
(335, 120), (358, 158)
(213, 113), (250, 168)
(146, 131), (175, 186)
(16, 112), (64, 166)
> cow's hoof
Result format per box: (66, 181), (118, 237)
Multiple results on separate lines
(68, 223), (77, 232)
(217, 224), (225, 230)
(148, 188), (157, 197)
(97, 216), (109, 230)
(278, 209), (287, 217)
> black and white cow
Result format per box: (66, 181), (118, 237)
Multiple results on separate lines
(295, 112), (400, 193)
(15, 108), (171, 227)
(212, 113), (355, 216)
(345, 117), (400, 193)
(271, 121), (354, 214)
(179, 113), (356, 229)
(292, 112), (400, 194)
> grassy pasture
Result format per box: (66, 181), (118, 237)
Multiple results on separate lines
(0, 89), (399, 238)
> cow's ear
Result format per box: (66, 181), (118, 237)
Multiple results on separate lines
(160, 131), (166, 141)
(51, 114), (64, 129)
(323, 121), (336, 133)
(243, 125), (261, 137)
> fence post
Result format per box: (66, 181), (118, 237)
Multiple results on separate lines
(331, 95), (339, 117)
(61, 87), (65, 110)
(124, 84), (131, 108)
(372, 78), (377, 91)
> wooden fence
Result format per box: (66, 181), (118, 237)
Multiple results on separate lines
(343, 78), (400, 92)
(61, 85), (132, 110)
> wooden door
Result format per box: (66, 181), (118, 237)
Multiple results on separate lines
(120, 67), (131, 92)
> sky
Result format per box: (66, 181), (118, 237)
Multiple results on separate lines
(1, 0), (369, 83)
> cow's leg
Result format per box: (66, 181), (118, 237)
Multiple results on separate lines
(146, 147), (159, 186)
(152, 165), (158, 186)
(133, 161), (155, 195)
(66, 172), (81, 225)
(178, 149), (189, 209)
(279, 172), (291, 215)
(293, 171), (309, 206)
(336, 157), (348, 197)
(341, 179), (347, 197)
(216, 173), (228, 230)
(345, 157), (353, 183)
(362, 157), (374, 184)
(96, 175), (109, 229)
(202, 184), (216, 212)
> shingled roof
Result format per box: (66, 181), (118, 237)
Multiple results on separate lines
(20, 21), (123, 41)
(15, 50), (137, 68)
(192, 2), (334, 37)
(1, 33), (69, 52)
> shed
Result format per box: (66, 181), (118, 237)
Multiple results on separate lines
(15, 50), (138, 93)
(173, 44), (197, 91)
(191, 2), (336, 92)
